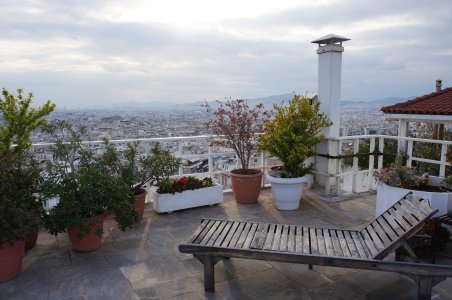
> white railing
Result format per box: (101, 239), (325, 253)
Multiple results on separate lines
(319, 135), (452, 195)
(31, 135), (277, 190)
(31, 134), (451, 196)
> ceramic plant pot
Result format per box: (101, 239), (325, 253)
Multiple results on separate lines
(67, 213), (106, 252)
(267, 173), (307, 210)
(25, 229), (39, 250)
(134, 188), (147, 218)
(230, 169), (262, 204)
(0, 239), (25, 282)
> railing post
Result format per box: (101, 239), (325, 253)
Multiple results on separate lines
(440, 143), (447, 177)
(367, 137), (376, 189)
(377, 137), (384, 170)
(351, 138), (360, 193)
(260, 151), (266, 188)
(407, 140), (413, 167)
(208, 145), (214, 178)
(335, 140), (342, 195)
(178, 142), (184, 176)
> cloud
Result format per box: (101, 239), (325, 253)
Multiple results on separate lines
(0, 0), (451, 107)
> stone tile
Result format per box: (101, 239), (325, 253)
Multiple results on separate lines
(364, 277), (418, 300)
(0, 286), (48, 300)
(3, 190), (452, 300)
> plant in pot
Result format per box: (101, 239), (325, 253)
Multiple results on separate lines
(153, 176), (223, 213)
(103, 141), (181, 218)
(0, 88), (55, 282)
(40, 122), (138, 252)
(258, 93), (332, 210)
(203, 99), (269, 204)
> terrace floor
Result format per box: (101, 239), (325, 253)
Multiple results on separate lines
(1, 189), (452, 300)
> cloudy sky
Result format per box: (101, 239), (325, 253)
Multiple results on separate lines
(1, 0), (451, 108)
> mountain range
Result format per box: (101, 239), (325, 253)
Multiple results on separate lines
(83, 94), (413, 111)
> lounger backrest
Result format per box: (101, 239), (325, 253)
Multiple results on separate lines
(359, 193), (437, 260)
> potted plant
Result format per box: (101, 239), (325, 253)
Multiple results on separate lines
(104, 141), (181, 218)
(153, 176), (223, 213)
(258, 94), (332, 210)
(0, 88), (55, 282)
(204, 99), (269, 204)
(40, 122), (138, 252)
(374, 155), (452, 216)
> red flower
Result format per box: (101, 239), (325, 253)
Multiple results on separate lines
(179, 177), (187, 183)
(172, 179), (177, 183)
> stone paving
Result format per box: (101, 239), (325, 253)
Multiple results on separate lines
(1, 189), (452, 300)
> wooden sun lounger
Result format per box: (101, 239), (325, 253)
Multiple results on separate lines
(179, 193), (452, 299)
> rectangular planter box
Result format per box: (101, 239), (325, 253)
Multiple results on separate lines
(152, 184), (224, 213)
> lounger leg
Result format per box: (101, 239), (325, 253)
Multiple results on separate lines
(418, 277), (432, 300)
(204, 255), (215, 293)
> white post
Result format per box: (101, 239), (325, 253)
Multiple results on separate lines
(311, 34), (350, 197)
(397, 119), (409, 154)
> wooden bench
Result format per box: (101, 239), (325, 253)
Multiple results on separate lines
(179, 193), (452, 299)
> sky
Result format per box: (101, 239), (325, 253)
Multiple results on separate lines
(1, 0), (451, 108)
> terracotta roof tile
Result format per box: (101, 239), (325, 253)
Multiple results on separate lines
(381, 87), (452, 115)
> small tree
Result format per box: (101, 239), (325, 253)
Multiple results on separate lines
(258, 94), (332, 178)
(0, 88), (55, 244)
(203, 99), (269, 174)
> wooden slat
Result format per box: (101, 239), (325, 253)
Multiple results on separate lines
(263, 224), (277, 250)
(200, 220), (222, 245)
(396, 199), (424, 224)
(343, 231), (361, 258)
(350, 231), (370, 258)
(336, 230), (352, 257)
(250, 223), (269, 250)
(364, 226), (386, 251)
(381, 211), (406, 236)
(368, 222), (392, 247)
(309, 228), (318, 254)
(192, 219), (215, 244)
(279, 225), (290, 252)
(229, 222), (246, 248)
(242, 223), (258, 249)
(400, 197), (427, 218)
(271, 224), (283, 251)
(189, 219), (210, 244)
(220, 221), (241, 247)
(388, 207), (412, 231)
(393, 203), (419, 226)
(323, 229), (335, 256)
(206, 220), (228, 246)
(316, 228), (327, 255)
(404, 195), (429, 215)
(359, 230), (379, 257)
(330, 229), (344, 256)
(374, 216), (398, 242)
(213, 221), (234, 246)
(302, 227), (310, 254)
(295, 226), (303, 253)
(287, 225), (295, 253)
(235, 222), (252, 249)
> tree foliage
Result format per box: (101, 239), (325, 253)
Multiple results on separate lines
(0, 88), (55, 244)
(258, 94), (332, 177)
(204, 99), (269, 173)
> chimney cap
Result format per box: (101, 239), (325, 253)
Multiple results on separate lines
(311, 34), (350, 45)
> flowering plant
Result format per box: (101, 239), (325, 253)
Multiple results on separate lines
(156, 176), (214, 194)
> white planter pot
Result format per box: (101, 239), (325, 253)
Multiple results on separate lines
(266, 174), (307, 210)
(376, 178), (452, 217)
(152, 184), (223, 213)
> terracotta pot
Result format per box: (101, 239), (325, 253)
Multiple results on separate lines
(0, 240), (25, 282)
(134, 188), (147, 218)
(25, 229), (39, 250)
(67, 214), (105, 252)
(230, 169), (262, 204)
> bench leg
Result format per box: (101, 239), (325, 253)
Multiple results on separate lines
(204, 255), (215, 293)
(418, 277), (432, 300)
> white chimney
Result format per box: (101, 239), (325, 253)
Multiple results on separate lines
(436, 79), (442, 92)
(312, 34), (350, 138)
